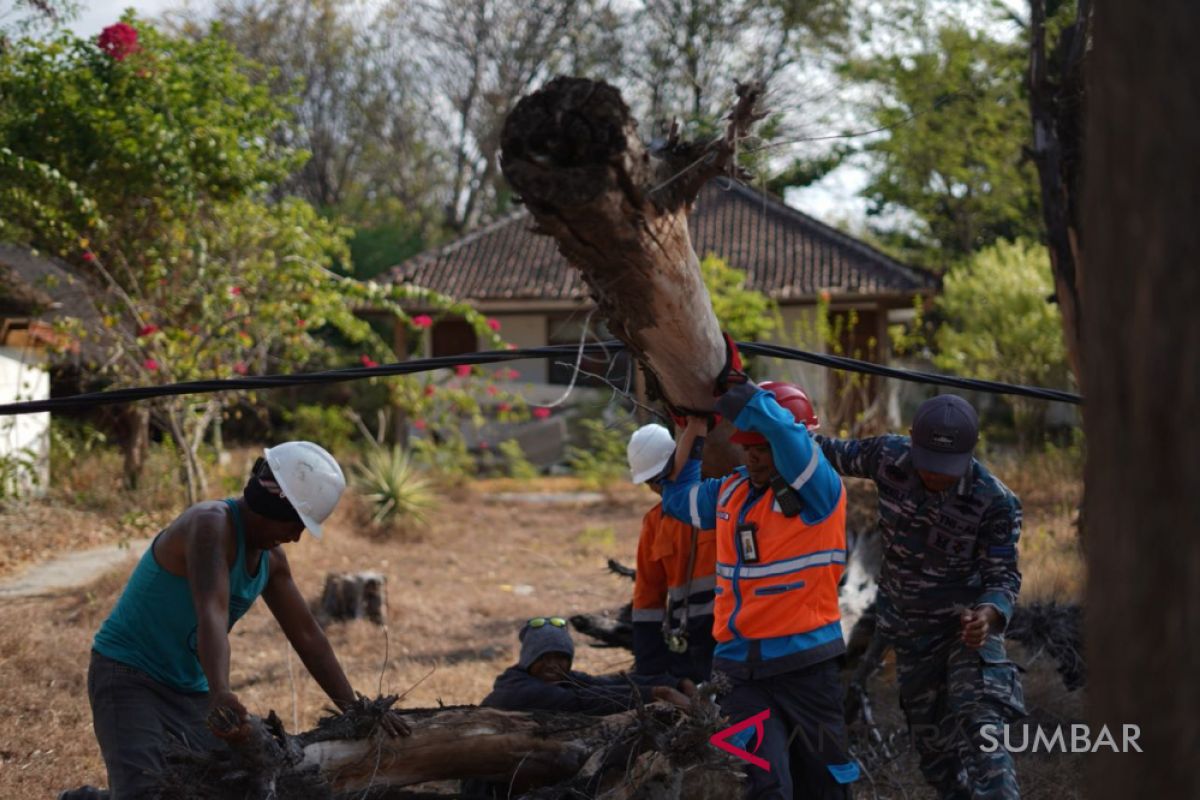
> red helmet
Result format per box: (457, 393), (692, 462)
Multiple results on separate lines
(730, 381), (819, 445)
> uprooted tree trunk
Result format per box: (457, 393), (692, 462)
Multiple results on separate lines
(154, 696), (743, 799)
(501, 78), (765, 475)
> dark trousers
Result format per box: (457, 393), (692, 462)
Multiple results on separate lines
(84, 650), (224, 799)
(718, 658), (857, 800)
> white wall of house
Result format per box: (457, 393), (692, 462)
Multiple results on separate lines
(0, 346), (49, 497)
(764, 304), (829, 410)
(490, 313), (549, 383)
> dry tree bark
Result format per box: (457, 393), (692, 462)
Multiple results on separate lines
(1082, 1), (1200, 798)
(499, 77), (766, 416)
(154, 696), (741, 799)
(1029, 0), (1089, 388)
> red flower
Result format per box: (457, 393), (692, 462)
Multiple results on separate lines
(486, 318), (501, 332)
(455, 364), (471, 377)
(229, 286), (242, 296)
(142, 358), (159, 372)
(479, 440), (490, 450)
(296, 319), (307, 328)
(498, 402), (512, 413)
(412, 314), (433, 329)
(424, 385), (436, 397)
(360, 354), (379, 368)
(414, 419), (427, 431)
(486, 385), (499, 396)
(233, 361), (248, 375)
(506, 368), (520, 380)
(533, 407), (551, 420)
(137, 324), (159, 337)
(81, 252), (95, 262)
(98, 23), (140, 62)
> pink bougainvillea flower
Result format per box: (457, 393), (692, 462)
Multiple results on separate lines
(98, 23), (140, 62)
(498, 402), (512, 413)
(360, 355), (379, 368)
(81, 252), (95, 262)
(505, 343), (517, 350)
(229, 286), (242, 296)
(455, 364), (472, 377)
(506, 368), (520, 380)
(233, 361), (248, 375)
(479, 440), (490, 450)
(137, 324), (159, 337)
(413, 419), (427, 431)
(533, 407), (551, 419)
(424, 385), (436, 397)
(486, 318), (501, 332)
(412, 314), (433, 329)
(143, 358), (159, 372)
(486, 385), (499, 396)
(297, 319), (307, 328)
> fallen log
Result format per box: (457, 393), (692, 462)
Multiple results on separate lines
(500, 77), (764, 412)
(153, 694), (743, 799)
(500, 78), (766, 478)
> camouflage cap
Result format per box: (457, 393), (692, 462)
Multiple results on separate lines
(911, 394), (979, 476)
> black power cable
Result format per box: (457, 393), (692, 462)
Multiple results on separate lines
(0, 340), (1081, 417)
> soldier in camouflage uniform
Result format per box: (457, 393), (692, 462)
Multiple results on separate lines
(816, 395), (1025, 800)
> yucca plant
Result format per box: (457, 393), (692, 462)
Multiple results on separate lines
(353, 446), (436, 528)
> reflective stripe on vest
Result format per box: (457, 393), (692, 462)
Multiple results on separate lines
(713, 474), (847, 644)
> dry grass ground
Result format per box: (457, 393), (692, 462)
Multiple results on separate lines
(0, 449), (1086, 798)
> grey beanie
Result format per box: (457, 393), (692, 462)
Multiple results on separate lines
(518, 620), (575, 670)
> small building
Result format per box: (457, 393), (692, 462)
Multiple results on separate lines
(384, 178), (936, 428)
(0, 243), (97, 497)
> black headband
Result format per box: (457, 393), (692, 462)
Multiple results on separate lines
(243, 458), (302, 524)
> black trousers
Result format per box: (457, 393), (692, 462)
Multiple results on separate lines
(718, 657), (858, 800)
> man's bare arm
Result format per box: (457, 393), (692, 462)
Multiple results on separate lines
(184, 510), (248, 738)
(262, 549), (409, 736)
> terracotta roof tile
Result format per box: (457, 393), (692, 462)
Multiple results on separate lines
(387, 178), (934, 303)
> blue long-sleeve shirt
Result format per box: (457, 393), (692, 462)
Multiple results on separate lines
(662, 386), (843, 529)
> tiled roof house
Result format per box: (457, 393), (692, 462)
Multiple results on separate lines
(383, 178), (935, 408)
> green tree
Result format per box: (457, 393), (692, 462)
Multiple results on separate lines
(699, 253), (777, 343)
(844, 24), (1042, 267)
(0, 18), (498, 500)
(933, 238), (1069, 449)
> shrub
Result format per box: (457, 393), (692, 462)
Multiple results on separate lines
(283, 404), (355, 452)
(353, 446), (436, 529)
(498, 439), (539, 480)
(567, 418), (635, 489)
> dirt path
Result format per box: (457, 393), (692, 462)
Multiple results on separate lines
(0, 538), (151, 598)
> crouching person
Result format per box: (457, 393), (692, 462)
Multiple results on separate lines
(482, 616), (694, 714)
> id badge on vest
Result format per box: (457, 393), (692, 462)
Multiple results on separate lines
(738, 521), (761, 563)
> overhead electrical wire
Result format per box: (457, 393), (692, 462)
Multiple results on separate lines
(0, 340), (1081, 417)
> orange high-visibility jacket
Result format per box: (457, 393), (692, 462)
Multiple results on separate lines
(712, 474), (847, 644)
(631, 503), (716, 626)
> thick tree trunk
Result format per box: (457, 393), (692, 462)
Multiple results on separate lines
(116, 404), (150, 490)
(1029, 0), (1089, 389)
(154, 697), (741, 799)
(1083, 2), (1200, 798)
(499, 78), (765, 414)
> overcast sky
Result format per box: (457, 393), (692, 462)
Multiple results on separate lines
(65, 0), (1022, 227)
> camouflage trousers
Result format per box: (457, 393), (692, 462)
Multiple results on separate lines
(894, 631), (1025, 800)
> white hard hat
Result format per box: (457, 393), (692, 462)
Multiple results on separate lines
(627, 424), (676, 484)
(263, 441), (346, 538)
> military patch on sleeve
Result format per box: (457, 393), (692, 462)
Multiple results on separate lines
(988, 545), (1016, 558)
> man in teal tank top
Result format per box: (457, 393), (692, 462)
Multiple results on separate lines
(67, 441), (408, 799)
